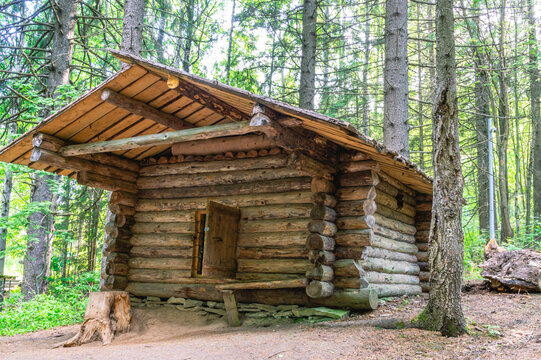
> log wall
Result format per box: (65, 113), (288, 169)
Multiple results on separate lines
(126, 149), (315, 292)
(333, 152), (423, 298)
(415, 193), (433, 292)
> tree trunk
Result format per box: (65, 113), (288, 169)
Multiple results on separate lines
(414, 0), (467, 337)
(361, 0), (371, 136)
(155, 0), (168, 64)
(120, 0), (145, 56)
(299, 0), (317, 110)
(496, 1), (513, 242)
(225, 0), (236, 85)
(383, 0), (409, 158)
(182, 0), (194, 72)
(0, 163), (13, 276)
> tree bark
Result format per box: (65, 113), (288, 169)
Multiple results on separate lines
(299, 0), (317, 110)
(120, 0), (145, 57)
(225, 0), (236, 84)
(182, 0), (195, 72)
(383, 0), (409, 158)
(0, 162), (13, 276)
(414, 0), (467, 337)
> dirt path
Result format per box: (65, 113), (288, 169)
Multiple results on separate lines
(1, 291), (540, 360)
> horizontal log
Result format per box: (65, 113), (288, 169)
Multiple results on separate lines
(416, 222), (431, 231)
(138, 177), (311, 199)
(416, 202), (432, 212)
(419, 271), (430, 282)
(132, 222), (195, 234)
(336, 215), (376, 230)
(415, 230), (430, 243)
(171, 134), (273, 156)
(241, 203), (312, 220)
(306, 280), (334, 298)
(124, 282), (377, 309)
(417, 251), (428, 262)
(79, 153), (140, 173)
(77, 171), (137, 193)
(338, 170), (380, 187)
(334, 200), (377, 217)
(101, 275), (127, 291)
(367, 283), (422, 297)
(216, 278), (307, 291)
(334, 229), (373, 247)
(339, 152), (370, 162)
(128, 257), (192, 270)
(32, 132), (65, 152)
(334, 259), (364, 278)
(108, 204), (136, 216)
(240, 218), (309, 233)
(101, 88), (192, 130)
(365, 271), (420, 285)
(130, 233), (194, 248)
(237, 259), (312, 274)
(31, 148), (138, 182)
(415, 211), (432, 223)
(110, 191), (138, 208)
(334, 246), (366, 260)
(373, 224), (416, 244)
(340, 160), (380, 174)
(236, 273), (304, 281)
(420, 282), (429, 293)
(311, 177), (336, 193)
(127, 269), (195, 283)
(378, 171), (416, 197)
(308, 220), (338, 236)
(305, 264), (334, 281)
(311, 193), (337, 208)
(136, 191), (312, 212)
(372, 235), (419, 255)
(417, 243), (429, 252)
(418, 262), (429, 272)
(308, 250), (335, 265)
(376, 181), (416, 206)
(374, 191), (416, 217)
(336, 186), (376, 201)
(287, 151), (335, 180)
(362, 247), (418, 263)
(238, 231), (308, 248)
(376, 203), (415, 225)
(130, 246), (192, 258)
(333, 277), (368, 289)
(105, 262), (129, 276)
(310, 205), (337, 221)
(134, 210), (194, 223)
(137, 167), (303, 189)
(103, 238), (132, 254)
(306, 233), (335, 251)
(141, 154), (289, 177)
(361, 257), (420, 275)
(238, 247), (308, 260)
(60, 121), (258, 156)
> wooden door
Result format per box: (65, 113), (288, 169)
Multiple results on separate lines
(202, 201), (240, 278)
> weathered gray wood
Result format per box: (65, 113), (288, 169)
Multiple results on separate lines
(336, 215), (376, 230)
(287, 151), (335, 180)
(237, 259), (312, 274)
(306, 233), (335, 251)
(334, 229), (373, 247)
(308, 250), (335, 265)
(77, 171), (137, 194)
(101, 88), (192, 130)
(306, 280), (334, 298)
(32, 132), (65, 152)
(308, 220), (337, 236)
(60, 121), (258, 156)
(222, 290), (241, 327)
(372, 235), (419, 255)
(130, 233), (194, 247)
(305, 264), (334, 281)
(171, 134), (274, 156)
(335, 200), (377, 217)
(310, 205), (337, 221)
(311, 193), (337, 208)
(338, 170), (380, 187)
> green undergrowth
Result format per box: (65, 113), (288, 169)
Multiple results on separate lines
(0, 272), (98, 336)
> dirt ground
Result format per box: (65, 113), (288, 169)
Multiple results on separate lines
(1, 286), (540, 360)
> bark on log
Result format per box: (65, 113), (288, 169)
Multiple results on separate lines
(335, 200), (377, 217)
(128, 257), (192, 270)
(367, 283), (422, 297)
(130, 233), (194, 247)
(216, 278), (307, 291)
(77, 171), (137, 194)
(110, 191), (138, 208)
(308, 220), (338, 236)
(308, 250), (335, 265)
(130, 246), (192, 258)
(340, 160), (380, 173)
(287, 151), (336, 180)
(171, 134), (273, 156)
(306, 280), (334, 298)
(373, 225), (416, 244)
(374, 214), (417, 235)
(336, 186), (377, 201)
(238, 247), (308, 259)
(56, 291), (131, 347)
(338, 170), (380, 187)
(336, 215), (376, 230)
(241, 203), (312, 220)
(311, 193), (337, 208)
(334, 229), (373, 247)
(240, 218), (309, 233)
(306, 233), (335, 251)
(311, 177), (335, 193)
(310, 205), (337, 221)
(237, 259), (312, 274)
(305, 264), (334, 281)
(372, 235), (419, 255)
(238, 231), (308, 248)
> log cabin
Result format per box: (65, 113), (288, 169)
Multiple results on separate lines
(0, 50), (433, 311)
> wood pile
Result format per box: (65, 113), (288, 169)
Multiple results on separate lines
(481, 239), (541, 292)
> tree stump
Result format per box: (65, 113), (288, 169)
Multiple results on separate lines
(55, 291), (131, 347)
(481, 239), (541, 292)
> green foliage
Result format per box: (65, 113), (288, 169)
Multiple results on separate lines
(463, 229), (486, 279)
(0, 272), (99, 336)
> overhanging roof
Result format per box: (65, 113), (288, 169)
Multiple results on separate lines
(0, 49), (433, 194)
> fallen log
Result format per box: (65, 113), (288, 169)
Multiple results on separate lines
(481, 239), (541, 292)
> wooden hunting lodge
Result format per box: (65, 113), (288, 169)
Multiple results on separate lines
(0, 50), (433, 310)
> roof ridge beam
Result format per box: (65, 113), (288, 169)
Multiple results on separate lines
(101, 88), (193, 130)
(167, 75), (250, 123)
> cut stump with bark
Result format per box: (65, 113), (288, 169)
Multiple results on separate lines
(481, 239), (541, 292)
(55, 291), (131, 347)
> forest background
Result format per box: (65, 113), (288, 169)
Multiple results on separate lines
(0, 0), (539, 335)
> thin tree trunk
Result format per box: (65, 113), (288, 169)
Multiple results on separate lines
(416, 3), (424, 169)
(120, 0), (145, 57)
(155, 0), (168, 64)
(299, 0), (317, 110)
(415, 0), (467, 337)
(383, 0), (409, 158)
(513, 13), (521, 237)
(182, 0), (194, 72)
(361, 0), (371, 136)
(496, 1), (513, 242)
(0, 161), (13, 276)
(61, 178), (71, 278)
(225, 0), (236, 85)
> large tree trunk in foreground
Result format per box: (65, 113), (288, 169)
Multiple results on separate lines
(414, 0), (467, 337)
(383, 0), (409, 158)
(299, 0), (317, 110)
(481, 239), (541, 292)
(57, 291), (131, 347)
